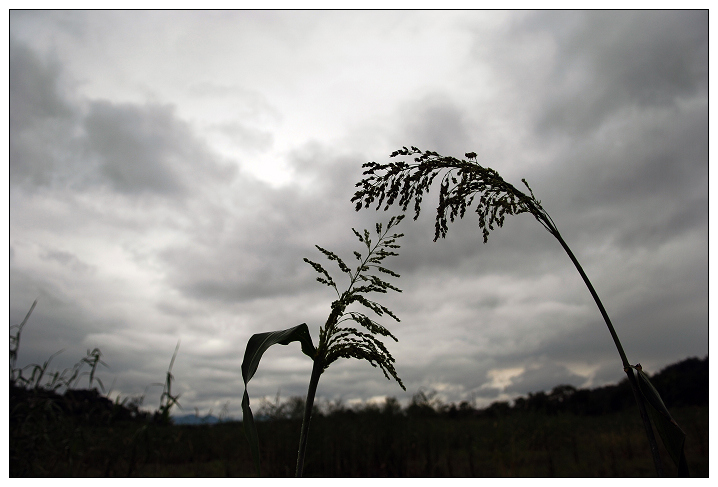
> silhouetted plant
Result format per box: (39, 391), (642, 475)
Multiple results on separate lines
(352, 146), (688, 477)
(10, 300), (109, 395)
(76, 348), (108, 392)
(241, 215), (406, 477)
(154, 340), (182, 425)
(10, 299), (35, 381)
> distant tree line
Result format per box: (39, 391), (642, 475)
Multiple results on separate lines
(257, 356), (708, 421)
(10, 355), (708, 476)
(498, 356), (707, 417)
(10, 382), (161, 425)
(10, 355), (707, 428)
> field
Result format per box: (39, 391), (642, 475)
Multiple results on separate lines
(11, 309), (707, 479)
(10, 387), (708, 477)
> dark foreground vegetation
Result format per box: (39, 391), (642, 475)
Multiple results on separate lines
(10, 356), (707, 477)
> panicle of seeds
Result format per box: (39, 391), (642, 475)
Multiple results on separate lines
(352, 146), (558, 243)
(303, 214), (406, 390)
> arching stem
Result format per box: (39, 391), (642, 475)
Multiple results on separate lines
(551, 228), (664, 476)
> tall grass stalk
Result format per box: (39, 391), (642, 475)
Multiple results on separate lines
(241, 216), (406, 477)
(352, 147), (688, 476)
(10, 298), (37, 384)
(155, 340), (182, 424)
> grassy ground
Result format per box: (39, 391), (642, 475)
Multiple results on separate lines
(10, 403), (707, 477)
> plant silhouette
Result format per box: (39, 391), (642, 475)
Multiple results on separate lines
(241, 215), (406, 477)
(352, 146), (688, 477)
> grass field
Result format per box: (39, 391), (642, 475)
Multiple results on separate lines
(10, 305), (707, 478)
(10, 394), (707, 477)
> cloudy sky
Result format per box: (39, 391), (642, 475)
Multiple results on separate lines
(9, 11), (708, 417)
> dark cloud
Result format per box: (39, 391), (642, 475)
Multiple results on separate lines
(84, 100), (239, 197)
(9, 43), (72, 128)
(9, 12), (707, 416)
(10, 41), (80, 188)
(530, 110), (707, 262)
(397, 94), (473, 156)
(10, 40), (238, 199)
(84, 102), (189, 195)
(523, 11), (708, 136)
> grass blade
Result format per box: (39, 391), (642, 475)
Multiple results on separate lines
(241, 323), (316, 476)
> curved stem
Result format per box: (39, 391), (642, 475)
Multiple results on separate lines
(551, 228), (664, 476)
(295, 359), (323, 477)
(552, 230), (629, 368)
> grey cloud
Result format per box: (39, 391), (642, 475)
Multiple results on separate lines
(41, 248), (96, 275)
(591, 362), (627, 386)
(530, 103), (707, 257)
(526, 11), (708, 135)
(85, 101), (237, 197)
(157, 188), (320, 304)
(10, 12), (706, 417)
(10, 41), (238, 200)
(286, 142), (374, 204)
(10, 42), (72, 128)
(187, 82), (282, 122)
(397, 94), (473, 156)
(567, 108), (705, 206)
(10, 40), (80, 188)
(84, 101), (186, 195)
(158, 141), (394, 307)
(211, 121), (274, 152)
(10, 42), (236, 202)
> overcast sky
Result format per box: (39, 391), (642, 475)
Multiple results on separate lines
(9, 11), (708, 417)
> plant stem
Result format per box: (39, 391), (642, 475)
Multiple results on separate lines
(295, 359), (323, 477)
(552, 229), (664, 476)
(625, 366), (665, 476)
(552, 230), (628, 368)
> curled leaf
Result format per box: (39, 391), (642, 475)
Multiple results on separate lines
(241, 324), (316, 476)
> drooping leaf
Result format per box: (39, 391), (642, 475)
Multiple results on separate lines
(241, 323), (316, 476)
(634, 367), (690, 476)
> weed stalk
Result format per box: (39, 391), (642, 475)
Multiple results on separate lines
(295, 358), (324, 477)
(352, 147), (687, 476)
(552, 228), (664, 476)
(241, 216), (406, 476)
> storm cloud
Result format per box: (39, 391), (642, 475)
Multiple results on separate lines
(9, 11), (707, 416)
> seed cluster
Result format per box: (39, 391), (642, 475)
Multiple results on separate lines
(304, 215), (406, 390)
(352, 146), (557, 243)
